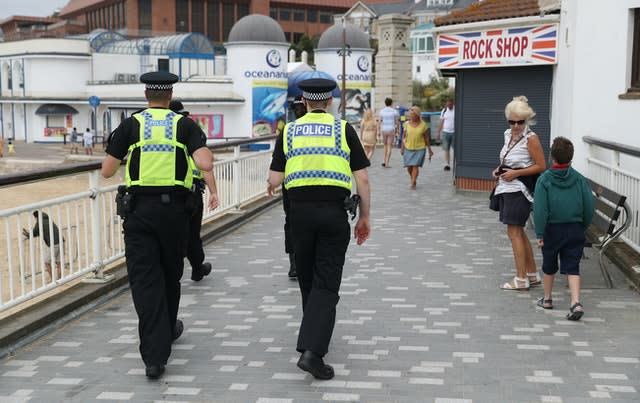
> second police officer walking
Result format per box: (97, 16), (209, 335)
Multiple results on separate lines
(169, 100), (218, 282)
(101, 71), (214, 379)
(282, 95), (308, 279)
(268, 78), (372, 380)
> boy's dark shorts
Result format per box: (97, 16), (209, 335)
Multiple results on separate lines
(498, 191), (531, 227)
(541, 222), (586, 276)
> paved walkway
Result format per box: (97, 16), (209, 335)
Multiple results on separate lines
(1, 151), (639, 402)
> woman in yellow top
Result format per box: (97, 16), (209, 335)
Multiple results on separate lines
(401, 106), (433, 189)
(359, 109), (378, 160)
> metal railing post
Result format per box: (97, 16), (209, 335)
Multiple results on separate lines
(233, 144), (241, 210)
(83, 171), (113, 283)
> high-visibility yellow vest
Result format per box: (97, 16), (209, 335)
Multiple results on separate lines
(126, 108), (193, 190)
(189, 157), (203, 180)
(283, 113), (352, 191)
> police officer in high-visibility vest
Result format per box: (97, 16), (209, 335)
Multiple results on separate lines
(169, 100), (219, 281)
(101, 71), (213, 379)
(267, 78), (371, 380)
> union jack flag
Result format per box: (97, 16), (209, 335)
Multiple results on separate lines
(437, 24), (558, 69)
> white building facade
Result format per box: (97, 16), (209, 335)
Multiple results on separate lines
(0, 33), (242, 144)
(551, 0), (640, 175)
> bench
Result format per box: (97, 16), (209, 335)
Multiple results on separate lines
(585, 179), (631, 288)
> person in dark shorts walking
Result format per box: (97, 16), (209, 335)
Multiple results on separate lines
(533, 136), (594, 320)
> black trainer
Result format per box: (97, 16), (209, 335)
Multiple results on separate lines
(173, 319), (184, 341)
(288, 253), (297, 279)
(145, 365), (165, 379)
(444, 165), (451, 171)
(191, 262), (212, 281)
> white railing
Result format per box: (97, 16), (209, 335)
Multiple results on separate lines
(0, 138), (276, 313)
(583, 136), (640, 253)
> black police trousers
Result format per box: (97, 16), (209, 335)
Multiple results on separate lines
(123, 192), (190, 367)
(281, 186), (293, 254)
(186, 189), (205, 271)
(290, 200), (350, 357)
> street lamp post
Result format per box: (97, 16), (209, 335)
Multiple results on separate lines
(338, 17), (351, 120)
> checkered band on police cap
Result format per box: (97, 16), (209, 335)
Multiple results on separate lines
(140, 71), (179, 91)
(299, 78), (336, 102)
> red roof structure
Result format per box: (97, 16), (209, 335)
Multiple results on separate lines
(435, 0), (543, 26)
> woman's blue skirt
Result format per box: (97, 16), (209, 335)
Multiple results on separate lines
(403, 148), (426, 167)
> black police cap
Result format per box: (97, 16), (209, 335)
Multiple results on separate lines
(140, 71), (179, 91)
(299, 78), (337, 101)
(292, 95), (304, 105)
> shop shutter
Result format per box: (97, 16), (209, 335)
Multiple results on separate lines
(454, 65), (552, 180)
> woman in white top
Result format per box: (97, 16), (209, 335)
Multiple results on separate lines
(492, 96), (546, 291)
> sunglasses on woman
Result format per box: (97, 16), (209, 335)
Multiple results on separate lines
(508, 119), (526, 126)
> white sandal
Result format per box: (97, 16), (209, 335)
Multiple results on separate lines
(527, 271), (541, 286)
(500, 276), (530, 291)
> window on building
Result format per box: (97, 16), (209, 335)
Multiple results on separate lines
(14, 62), (23, 89)
(279, 8), (291, 21)
(46, 115), (65, 129)
(237, 2), (249, 19)
(4, 63), (12, 90)
(270, 7), (277, 19)
(631, 8), (640, 91)
(176, 0), (188, 32)
(208, 0), (220, 42)
(294, 10), (304, 22)
(319, 12), (332, 24)
(120, 1), (126, 29)
(222, 1), (234, 41)
(138, 0), (152, 32)
(418, 37), (425, 53)
(426, 36), (434, 53)
(416, 65), (421, 73)
(307, 9), (317, 22)
(192, 0), (205, 33)
(158, 59), (169, 72)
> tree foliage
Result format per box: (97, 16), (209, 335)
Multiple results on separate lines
(290, 34), (319, 65)
(413, 78), (455, 111)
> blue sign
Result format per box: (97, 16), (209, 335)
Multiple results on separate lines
(88, 96), (100, 108)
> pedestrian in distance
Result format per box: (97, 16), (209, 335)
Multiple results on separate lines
(436, 98), (455, 171)
(101, 71), (213, 380)
(22, 210), (63, 281)
(70, 127), (80, 154)
(8, 139), (15, 155)
(533, 136), (594, 320)
(169, 100), (218, 282)
(378, 97), (399, 168)
(268, 78), (371, 380)
(280, 95), (308, 279)
(83, 128), (94, 155)
(400, 106), (433, 190)
(359, 109), (378, 161)
(492, 96), (546, 291)
(0, 137), (3, 158)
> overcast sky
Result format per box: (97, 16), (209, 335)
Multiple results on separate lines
(0, 0), (66, 20)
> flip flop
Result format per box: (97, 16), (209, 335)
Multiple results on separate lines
(536, 297), (553, 309)
(567, 302), (584, 321)
(500, 276), (529, 291)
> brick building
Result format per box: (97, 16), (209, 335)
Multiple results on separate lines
(54, 0), (372, 44)
(0, 16), (86, 42)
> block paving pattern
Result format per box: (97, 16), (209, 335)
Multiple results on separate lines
(1, 152), (639, 402)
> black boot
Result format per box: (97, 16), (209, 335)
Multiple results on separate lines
(288, 253), (297, 279)
(191, 262), (212, 282)
(297, 350), (334, 380)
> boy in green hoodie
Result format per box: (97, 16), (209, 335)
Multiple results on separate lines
(533, 137), (594, 320)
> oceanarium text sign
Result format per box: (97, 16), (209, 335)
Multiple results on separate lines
(437, 24), (558, 69)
